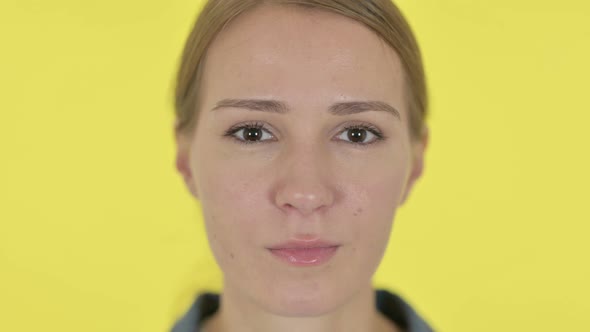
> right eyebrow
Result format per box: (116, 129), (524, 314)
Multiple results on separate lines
(211, 98), (402, 121)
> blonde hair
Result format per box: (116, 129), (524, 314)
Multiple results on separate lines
(174, 0), (428, 142)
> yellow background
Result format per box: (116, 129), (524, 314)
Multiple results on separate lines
(1, 0), (588, 331)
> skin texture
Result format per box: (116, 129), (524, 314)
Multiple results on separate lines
(175, 4), (428, 332)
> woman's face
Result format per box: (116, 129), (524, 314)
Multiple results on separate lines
(176, 4), (426, 316)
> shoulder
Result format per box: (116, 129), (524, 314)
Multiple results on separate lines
(376, 289), (435, 332)
(171, 292), (219, 332)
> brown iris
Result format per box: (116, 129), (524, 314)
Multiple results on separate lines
(244, 127), (262, 141)
(348, 128), (366, 143)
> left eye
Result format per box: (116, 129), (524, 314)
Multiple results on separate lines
(336, 125), (383, 145)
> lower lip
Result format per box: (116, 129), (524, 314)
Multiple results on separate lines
(268, 246), (340, 266)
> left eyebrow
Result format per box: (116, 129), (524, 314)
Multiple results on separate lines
(211, 98), (401, 121)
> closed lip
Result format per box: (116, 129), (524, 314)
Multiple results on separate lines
(267, 239), (340, 250)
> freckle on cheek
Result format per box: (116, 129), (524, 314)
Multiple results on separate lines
(230, 252), (235, 259)
(353, 207), (363, 216)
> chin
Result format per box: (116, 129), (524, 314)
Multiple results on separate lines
(259, 283), (343, 317)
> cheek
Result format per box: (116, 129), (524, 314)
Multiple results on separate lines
(350, 162), (408, 246)
(372, 169), (408, 210)
(196, 160), (267, 258)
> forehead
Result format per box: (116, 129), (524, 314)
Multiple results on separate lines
(199, 4), (405, 113)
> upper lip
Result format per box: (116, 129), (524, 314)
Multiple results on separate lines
(267, 239), (340, 250)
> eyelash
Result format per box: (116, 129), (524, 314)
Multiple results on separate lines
(223, 121), (386, 147)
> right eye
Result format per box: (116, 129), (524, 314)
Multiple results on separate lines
(223, 121), (276, 145)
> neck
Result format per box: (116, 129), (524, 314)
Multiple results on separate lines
(201, 282), (398, 332)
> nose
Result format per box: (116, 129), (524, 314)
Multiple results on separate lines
(274, 145), (335, 217)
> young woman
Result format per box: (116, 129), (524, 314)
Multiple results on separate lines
(172, 0), (432, 331)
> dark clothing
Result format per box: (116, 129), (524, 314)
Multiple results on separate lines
(171, 289), (434, 332)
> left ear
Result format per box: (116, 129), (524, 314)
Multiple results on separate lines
(400, 126), (429, 206)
